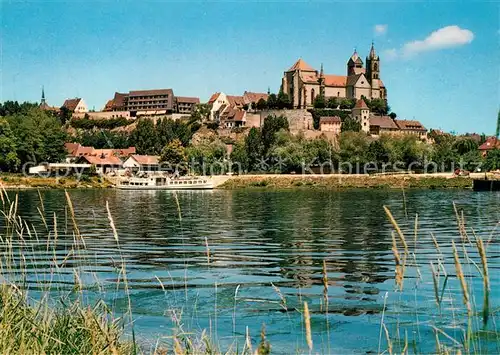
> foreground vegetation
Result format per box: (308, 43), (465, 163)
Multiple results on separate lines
(0, 187), (498, 354)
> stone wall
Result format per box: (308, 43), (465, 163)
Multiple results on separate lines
(260, 109), (314, 131)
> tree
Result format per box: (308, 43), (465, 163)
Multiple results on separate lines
(326, 97), (338, 109)
(339, 131), (369, 168)
(484, 149), (500, 171)
(339, 98), (352, 110)
(277, 90), (291, 109)
(59, 106), (73, 125)
(190, 103), (211, 123)
(160, 139), (187, 173)
(245, 127), (263, 172)
(313, 95), (326, 109)
(389, 112), (397, 120)
(267, 94), (278, 110)
(130, 119), (158, 154)
(367, 139), (389, 163)
(261, 115), (289, 154)
(367, 98), (389, 116)
(230, 140), (249, 173)
(453, 138), (478, 155)
(0, 118), (20, 171)
(256, 98), (268, 111)
(341, 117), (361, 132)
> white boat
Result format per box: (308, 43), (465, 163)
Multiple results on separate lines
(117, 175), (214, 190)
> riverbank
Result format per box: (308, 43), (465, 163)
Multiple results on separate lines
(0, 173), (113, 189)
(219, 173), (475, 189)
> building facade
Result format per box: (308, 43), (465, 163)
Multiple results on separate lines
(62, 98), (88, 113)
(281, 44), (387, 109)
(104, 89), (199, 116)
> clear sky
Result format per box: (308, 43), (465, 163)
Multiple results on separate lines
(1, 1), (499, 134)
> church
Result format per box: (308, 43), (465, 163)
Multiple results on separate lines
(281, 43), (387, 109)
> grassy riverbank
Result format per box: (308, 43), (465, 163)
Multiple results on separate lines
(0, 173), (113, 189)
(220, 174), (474, 189)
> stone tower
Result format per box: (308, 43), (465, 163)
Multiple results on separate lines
(347, 50), (364, 76)
(366, 42), (380, 96)
(352, 99), (370, 133)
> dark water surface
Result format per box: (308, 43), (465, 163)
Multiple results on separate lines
(2, 189), (500, 354)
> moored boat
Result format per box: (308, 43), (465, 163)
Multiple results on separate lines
(117, 175), (214, 190)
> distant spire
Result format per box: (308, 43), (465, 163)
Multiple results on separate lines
(320, 63), (324, 78)
(41, 86), (46, 105)
(369, 41), (377, 59)
(267, 86), (271, 95)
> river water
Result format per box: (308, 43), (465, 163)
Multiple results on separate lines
(2, 189), (500, 354)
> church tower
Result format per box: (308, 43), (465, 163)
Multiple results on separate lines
(366, 42), (380, 95)
(347, 50), (364, 76)
(318, 63), (325, 97)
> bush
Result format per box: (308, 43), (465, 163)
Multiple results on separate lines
(70, 117), (132, 130)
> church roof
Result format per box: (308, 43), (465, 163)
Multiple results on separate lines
(323, 75), (347, 87)
(347, 74), (364, 87)
(354, 99), (369, 109)
(288, 58), (315, 72)
(348, 51), (363, 65)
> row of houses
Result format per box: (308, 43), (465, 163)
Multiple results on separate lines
(319, 99), (428, 138)
(208, 91), (269, 128)
(30, 143), (162, 175)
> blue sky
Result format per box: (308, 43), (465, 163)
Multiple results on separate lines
(1, 1), (499, 134)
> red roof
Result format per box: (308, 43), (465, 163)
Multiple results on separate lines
(129, 89), (173, 97)
(62, 98), (82, 112)
(395, 119), (427, 131)
(208, 92), (220, 104)
(129, 155), (159, 165)
(65, 143), (136, 158)
(287, 58), (315, 72)
(324, 75), (347, 87)
(243, 91), (269, 104)
(354, 99), (369, 109)
(369, 116), (399, 130)
(479, 137), (500, 151)
(80, 155), (123, 166)
(227, 95), (245, 107)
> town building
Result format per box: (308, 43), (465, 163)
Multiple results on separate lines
(281, 43), (386, 109)
(123, 155), (160, 172)
(394, 120), (428, 139)
(64, 143), (136, 163)
(369, 115), (400, 136)
(478, 137), (500, 157)
(62, 98), (88, 113)
(207, 91), (268, 126)
(319, 116), (341, 134)
(103, 89), (199, 116)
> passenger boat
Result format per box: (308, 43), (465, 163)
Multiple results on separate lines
(117, 175), (214, 190)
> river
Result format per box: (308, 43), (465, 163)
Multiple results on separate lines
(2, 189), (500, 354)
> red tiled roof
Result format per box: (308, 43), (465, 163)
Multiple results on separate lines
(380, 80), (385, 88)
(395, 119), (427, 131)
(479, 137), (500, 151)
(354, 99), (369, 109)
(64, 143), (80, 155)
(112, 92), (128, 109)
(80, 155), (123, 166)
(320, 116), (341, 124)
(227, 95), (245, 107)
(288, 58), (315, 72)
(62, 98), (81, 112)
(243, 91), (269, 104)
(103, 99), (114, 111)
(130, 155), (159, 165)
(208, 92), (220, 104)
(369, 116), (399, 130)
(65, 143), (136, 158)
(323, 75), (347, 87)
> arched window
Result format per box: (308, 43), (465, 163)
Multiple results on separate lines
(311, 89), (315, 104)
(337, 91), (340, 97)
(374, 63), (378, 71)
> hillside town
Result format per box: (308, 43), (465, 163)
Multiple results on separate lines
(2, 45), (499, 178)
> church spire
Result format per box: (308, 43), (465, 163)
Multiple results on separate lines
(41, 86), (46, 105)
(369, 41), (378, 59)
(320, 63), (324, 78)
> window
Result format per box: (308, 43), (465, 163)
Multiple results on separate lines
(374, 63), (378, 71)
